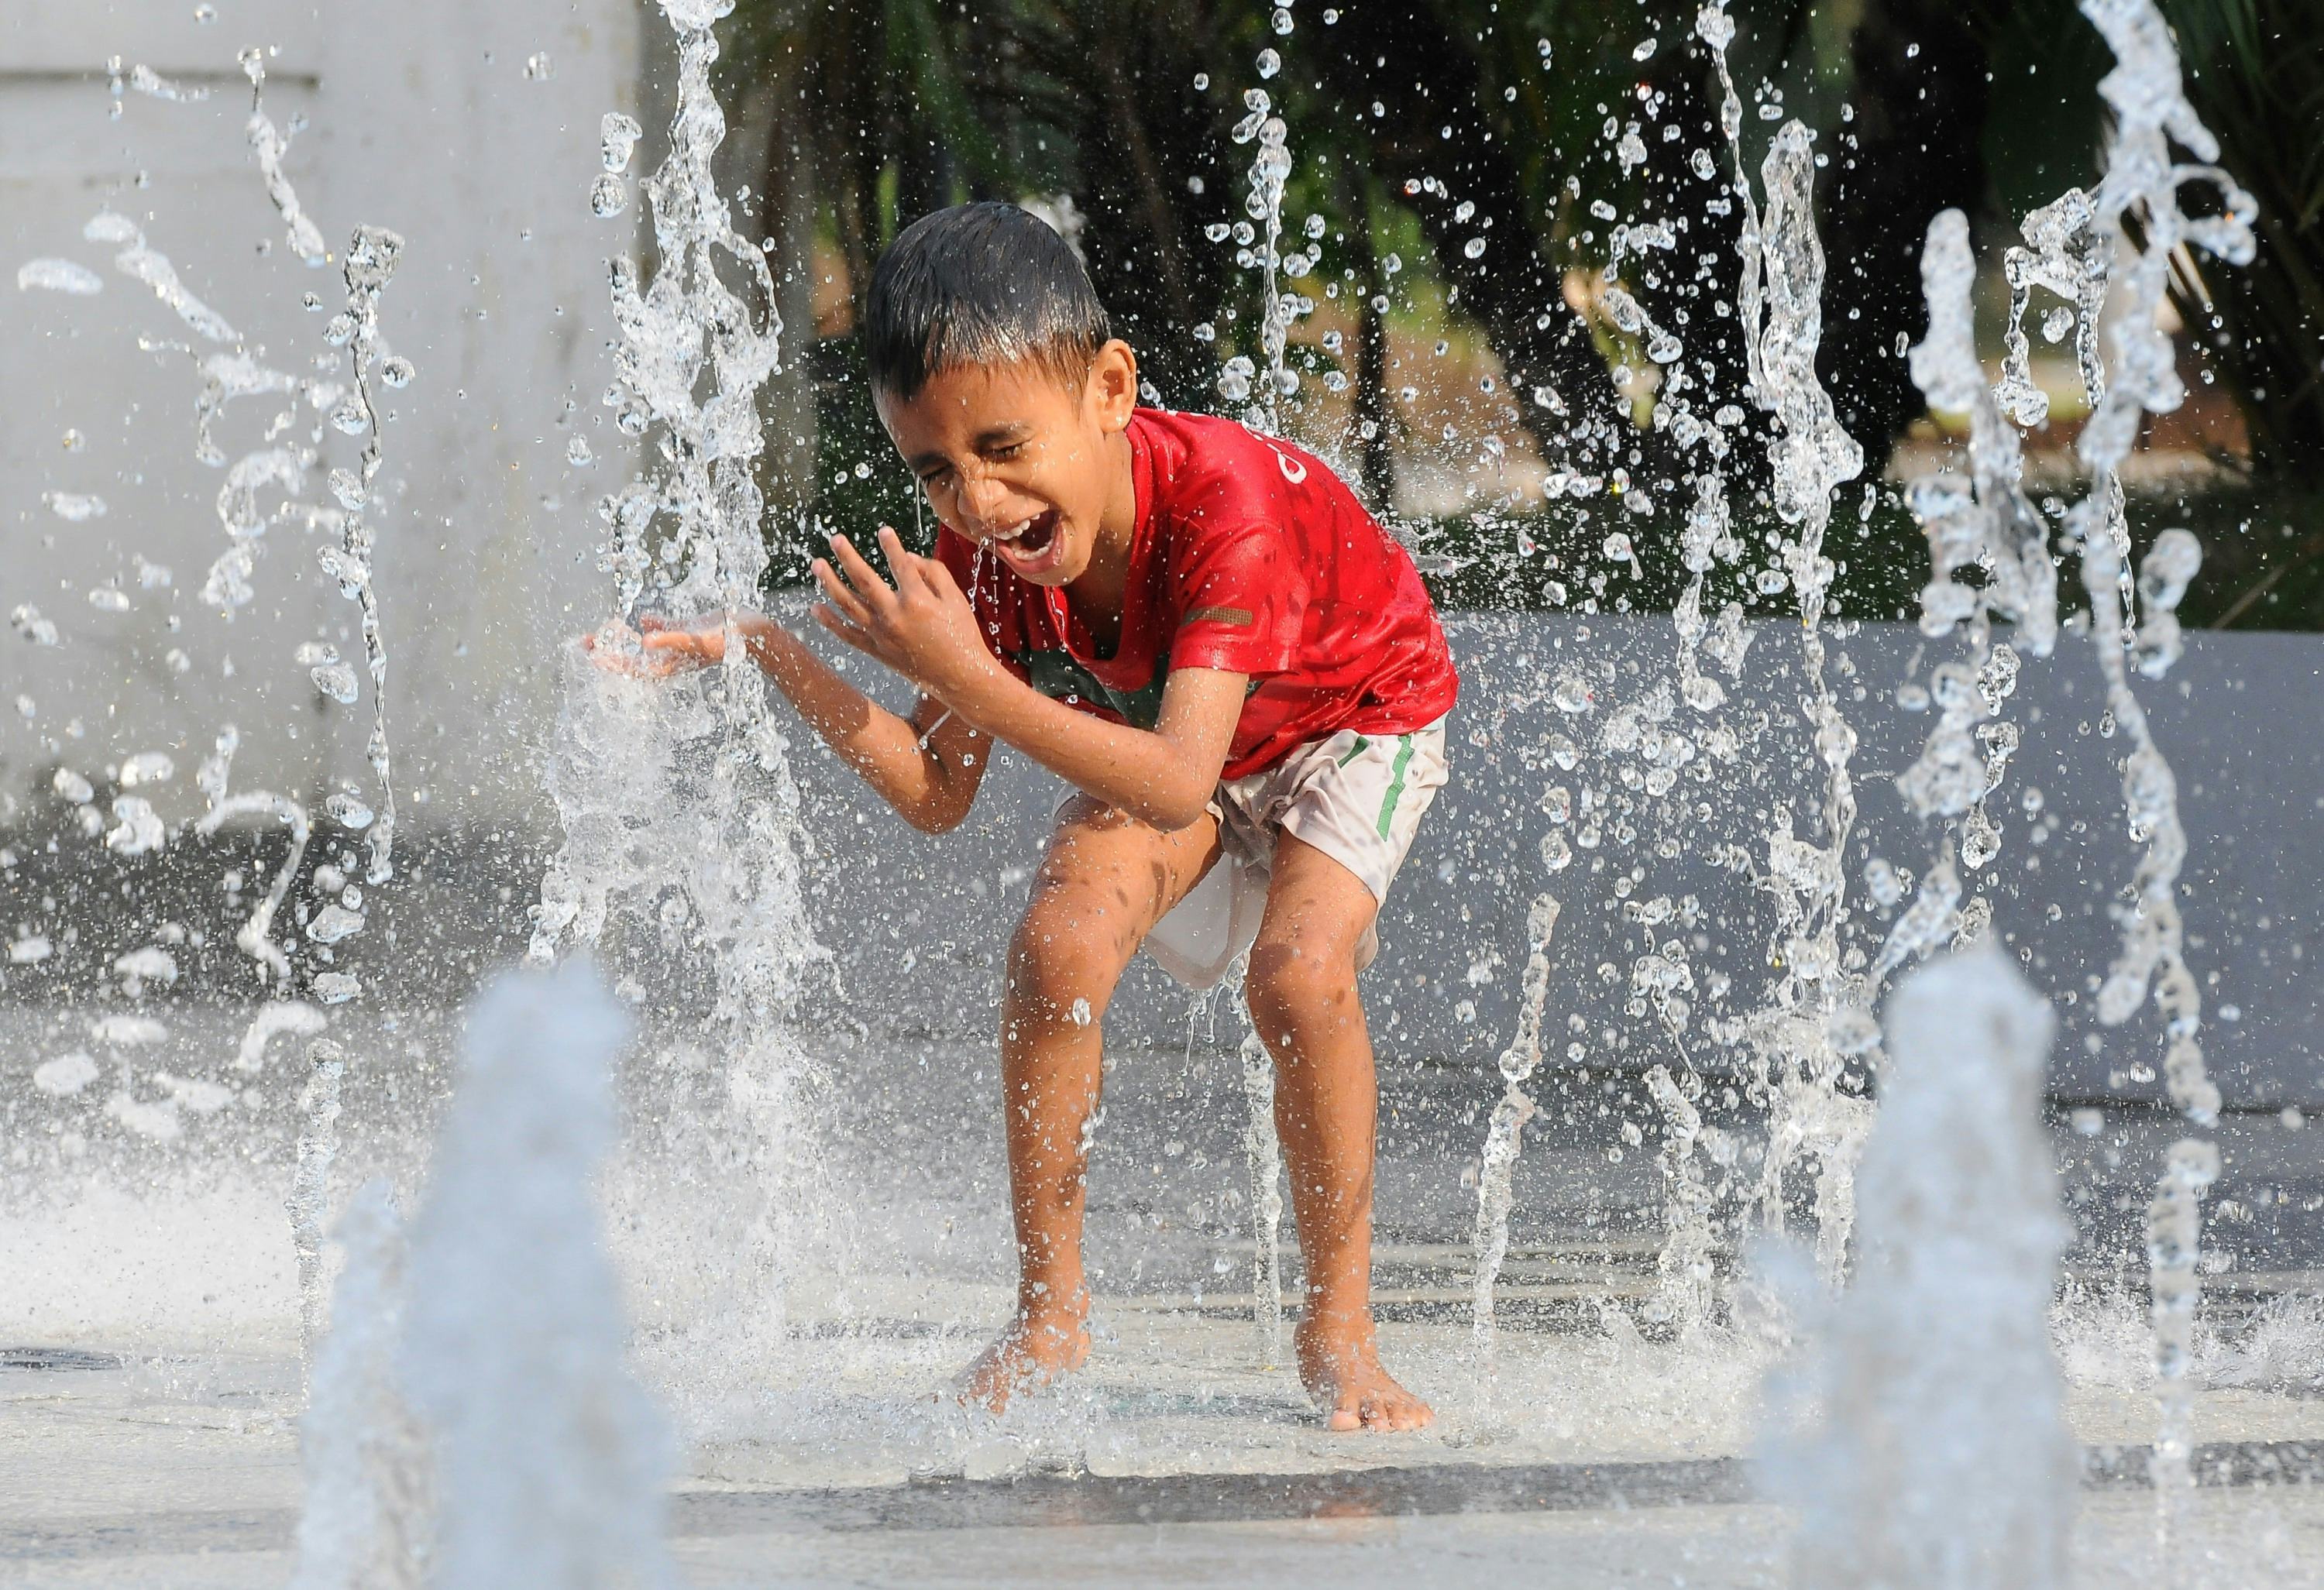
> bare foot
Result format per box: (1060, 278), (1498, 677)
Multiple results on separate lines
(1296, 1313), (1433, 1432)
(958, 1305), (1092, 1415)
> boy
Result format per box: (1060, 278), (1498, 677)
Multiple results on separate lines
(621, 202), (1456, 1432)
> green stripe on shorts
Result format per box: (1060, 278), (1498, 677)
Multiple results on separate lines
(1377, 733), (1416, 838)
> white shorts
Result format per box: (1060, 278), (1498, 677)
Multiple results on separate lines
(1141, 716), (1451, 989)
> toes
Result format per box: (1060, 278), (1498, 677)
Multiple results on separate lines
(1327, 1405), (1360, 1432)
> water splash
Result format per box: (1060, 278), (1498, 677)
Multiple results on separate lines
(1772, 950), (2078, 1589)
(16, 258), (105, 295)
(129, 62), (212, 104)
(1876, 1), (2252, 1557)
(287, 1039), (347, 1370)
(235, 998), (328, 1073)
(195, 791), (311, 987)
(1470, 893), (1559, 1354)
(21, 57), (410, 1039)
(329, 225), (405, 885)
(84, 209), (239, 342)
(1234, 1020), (1287, 1364)
(240, 46), (329, 266)
(1696, 13), (1872, 1283)
(2146, 1133), (2222, 1551)
(1222, 13), (1305, 428)
(2044, 6), (2253, 1553)
(402, 960), (676, 1590)
(289, 1180), (427, 1590)
(531, 0), (824, 1386)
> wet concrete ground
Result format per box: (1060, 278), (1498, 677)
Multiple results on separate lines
(4, 1011), (2322, 1585)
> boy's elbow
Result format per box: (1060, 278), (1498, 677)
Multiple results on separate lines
(900, 786), (976, 835)
(902, 801), (968, 836)
(1147, 785), (1214, 834)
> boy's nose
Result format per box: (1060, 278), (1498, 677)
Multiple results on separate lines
(958, 473), (1016, 534)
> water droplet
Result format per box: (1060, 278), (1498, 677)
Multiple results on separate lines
(567, 435), (595, 467)
(16, 258), (105, 295)
(380, 355), (415, 388)
(1270, 5), (1294, 33)
(590, 173), (630, 219)
(1463, 237), (1487, 259)
(1257, 48), (1281, 79)
(1632, 36), (1658, 60)
(87, 586), (131, 613)
(325, 792), (375, 829)
(42, 490), (108, 521)
(194, 2), (217, 19)
(600, 112), (642, 172)
(1070, 998), (1092, 1027)
(311, 661), (360, 703)
(307, 903), (367, 944)
(523, 52), (554, 81)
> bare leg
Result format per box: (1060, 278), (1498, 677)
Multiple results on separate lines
(1245, 833), (1432, 1433)
(962, 796), (1220, 1413)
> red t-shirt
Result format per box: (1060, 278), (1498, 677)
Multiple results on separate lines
(935, 407), (1459, 780)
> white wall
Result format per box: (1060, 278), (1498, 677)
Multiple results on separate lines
(1, 0), (644, 833)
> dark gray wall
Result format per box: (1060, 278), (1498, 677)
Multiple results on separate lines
(787, 610), (2324, 1110)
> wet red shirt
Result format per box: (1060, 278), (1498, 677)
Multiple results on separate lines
(935, 407), (1459, 780)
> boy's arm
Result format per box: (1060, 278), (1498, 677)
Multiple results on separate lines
(628, 613), (987, 833)
(811, 530), (1242, 832)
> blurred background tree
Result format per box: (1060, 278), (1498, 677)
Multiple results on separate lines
(692, 0), (2321, 625)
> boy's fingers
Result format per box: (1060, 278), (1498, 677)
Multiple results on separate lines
(876, 526), (934, 594)
(827, 534), (896, 610)
(636, 614), (669, 633)
(921, 555), (966, 603)
(810, 603), (882, 659)
(812, 558), (878, 630)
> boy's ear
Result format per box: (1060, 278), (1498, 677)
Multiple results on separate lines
(1085, 339), (1140, 434)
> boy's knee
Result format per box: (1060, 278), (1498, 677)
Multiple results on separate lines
(1245, 936), (1359, 1035)
(1007, 884), (1136, 1023)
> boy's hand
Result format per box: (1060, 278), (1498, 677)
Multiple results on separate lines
(582, 613), (741, 678)
(812, 528), (998, 700)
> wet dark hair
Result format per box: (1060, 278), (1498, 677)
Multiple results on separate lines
(865, 201), (1112, 401)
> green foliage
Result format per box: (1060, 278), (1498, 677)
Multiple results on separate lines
(720, 0), (2322, 629)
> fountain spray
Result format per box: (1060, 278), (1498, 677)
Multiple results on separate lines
(289, 1180), (426, 1590)
(1888, 2), (2253, 1559)
(403, 961), (676, 1590)
(530, 0), (827, 1392)
(1776, 951), (2078, 1590)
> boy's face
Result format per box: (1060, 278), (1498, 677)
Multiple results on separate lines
(876, 340), (1139, 589)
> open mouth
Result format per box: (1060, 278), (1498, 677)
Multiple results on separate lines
(990, 507), (1064, 575)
